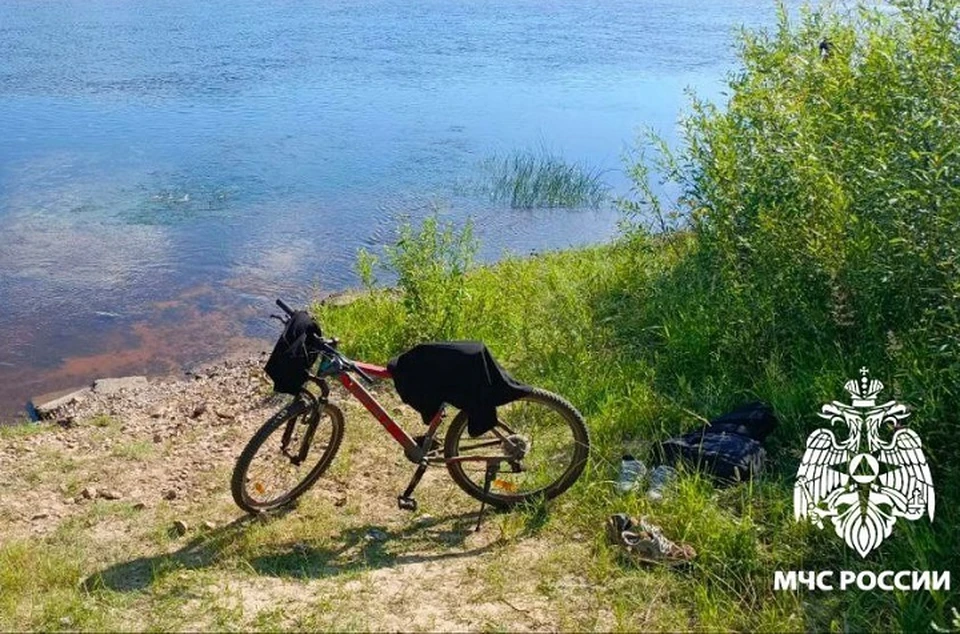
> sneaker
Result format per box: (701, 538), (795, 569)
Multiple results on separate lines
(647, 465), (678, 501)
(605, 513), (635, 545)
(606, 514), (696, 566)
(616, 454), (647, 493)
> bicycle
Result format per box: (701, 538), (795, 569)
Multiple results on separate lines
(231, 299), (590, 524)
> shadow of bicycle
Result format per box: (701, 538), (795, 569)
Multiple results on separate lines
(85, 509), (500, 593)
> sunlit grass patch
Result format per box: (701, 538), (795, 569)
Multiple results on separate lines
(110, 440), (156, 461)
(0, 420), (50, 440)
(88, 413), (118, 429)
(0, 539), (108, 631)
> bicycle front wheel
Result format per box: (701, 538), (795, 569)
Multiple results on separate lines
(231, 398), (344, 514)
(444, 388), (590, 509)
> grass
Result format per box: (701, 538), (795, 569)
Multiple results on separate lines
(477, 149), (609, 209)
(0, 236), (954, 631)
(3, 1), (959, 631)
(111, 440), (156, 461)
(89, 414), (118, 429)
(0, 541), (106, 631)
(314, 238), (872, 629)
(0, 420), (50, 440)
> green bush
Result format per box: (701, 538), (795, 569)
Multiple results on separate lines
(336, 212), (477, 348)
(627, 0), (960, 465)
(317, 1), (959, 629)
(621, 1), (960, 627)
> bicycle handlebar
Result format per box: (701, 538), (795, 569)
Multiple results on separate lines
(275, 298), (374, 385)
(316, 339), (374, 383)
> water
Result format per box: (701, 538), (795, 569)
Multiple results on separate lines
(0, 0), (798, 417)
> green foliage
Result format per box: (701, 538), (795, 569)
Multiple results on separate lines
(355, 247), (378, 290)
(316, 2), (959, 630)
(386, 213), (477, 344)
(480, 149), (609, 209)
(0, 420), (49, 440)
(617, 0), (960, 628)
(318, 212), (478, 354)
(933, 607), (960, 632)
(89, 414), (117, 429)
(0, 540), (103, 631)
(629, 0), (960, 416)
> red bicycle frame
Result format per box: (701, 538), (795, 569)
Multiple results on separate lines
(336, 361), (447, 462)
(271, 292), (497, 467)
(332, 360), (504, 467)
(332, 361), (460, 512)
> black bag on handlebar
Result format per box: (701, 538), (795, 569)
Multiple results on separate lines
(265, 310), (322, 395)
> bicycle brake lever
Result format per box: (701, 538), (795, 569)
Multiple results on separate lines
(269, 313), (288, 324)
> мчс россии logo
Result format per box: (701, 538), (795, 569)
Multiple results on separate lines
(794, 368), (934, 558)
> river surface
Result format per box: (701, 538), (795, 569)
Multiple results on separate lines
(0, 0), (800, 417)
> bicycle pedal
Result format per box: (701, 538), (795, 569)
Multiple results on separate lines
(397, 496), (418, 512)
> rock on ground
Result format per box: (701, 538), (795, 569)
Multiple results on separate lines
(93, 377), (150, 396)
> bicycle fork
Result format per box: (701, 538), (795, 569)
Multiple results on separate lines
(281, 412), (320, 466)
(282, 391), (327, 466)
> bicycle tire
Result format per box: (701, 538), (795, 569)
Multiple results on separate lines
(443, 388), (590, 509)
(231, 397), (344, 514)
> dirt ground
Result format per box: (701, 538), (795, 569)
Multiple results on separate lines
(1, 354), (614, 631)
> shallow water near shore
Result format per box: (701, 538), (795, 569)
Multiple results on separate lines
(0, 0), (800, 418)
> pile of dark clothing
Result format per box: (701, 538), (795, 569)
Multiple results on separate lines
(388, 341), (532, 437)
(659, 401), (777, 483)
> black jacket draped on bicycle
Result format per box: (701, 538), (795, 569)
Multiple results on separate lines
(388, 341), (532, 437)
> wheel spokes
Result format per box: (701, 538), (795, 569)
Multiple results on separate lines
(245, 411), (332, 505)
(454, 398), (578, 496)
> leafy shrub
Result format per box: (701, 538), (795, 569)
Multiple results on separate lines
(381, 213), (476, 345)
(621, 1), (960, 627)
(626, 0), (960, 451)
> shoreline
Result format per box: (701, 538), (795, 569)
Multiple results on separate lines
(23, 347), (272, 427)
(12, 288), (374, 425)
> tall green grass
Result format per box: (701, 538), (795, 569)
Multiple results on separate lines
(317, 2), (959, 629)
(479, 149), (609, 209)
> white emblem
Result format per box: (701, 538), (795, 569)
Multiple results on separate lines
(794, 368), (935, 557)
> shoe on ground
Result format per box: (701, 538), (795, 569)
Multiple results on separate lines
(606, 513), (634, 545)
(616, 454), (648, 494)
(605, 514), (696, 566)
(647, 465), (678, 501)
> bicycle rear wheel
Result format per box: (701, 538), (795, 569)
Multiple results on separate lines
(231, 397), (344, 514)
(444, 388), (589, 508)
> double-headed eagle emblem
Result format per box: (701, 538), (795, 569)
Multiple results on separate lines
(794, 368), (934, 557)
